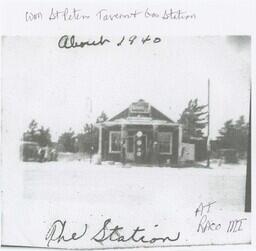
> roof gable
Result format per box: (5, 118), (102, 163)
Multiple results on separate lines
(108, 99), (174, 123)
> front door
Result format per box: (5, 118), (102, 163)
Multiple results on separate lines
(126, 136), (135, 161)
(135, 135), (147, 163)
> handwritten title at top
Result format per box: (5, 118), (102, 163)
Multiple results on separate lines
(25, 8), (196, 22)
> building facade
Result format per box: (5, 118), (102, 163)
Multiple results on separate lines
(96, 99), (183, 165)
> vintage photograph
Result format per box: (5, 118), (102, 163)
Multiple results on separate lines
(1, 35), (251, 248)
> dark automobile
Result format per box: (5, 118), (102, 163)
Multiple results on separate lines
(218, 148), (239, 164)
(20, 141), (39, 161)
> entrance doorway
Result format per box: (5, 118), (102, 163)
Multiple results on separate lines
(126, 136), (135, 161)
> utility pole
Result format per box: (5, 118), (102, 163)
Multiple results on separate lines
(86, 97), (93, 163)
(207, 79), (210, 167)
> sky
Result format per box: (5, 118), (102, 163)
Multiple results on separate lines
(2, 36), (251, 141)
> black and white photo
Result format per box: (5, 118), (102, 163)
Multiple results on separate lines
(1, 32), (252, 249)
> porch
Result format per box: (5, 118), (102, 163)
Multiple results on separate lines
(96, 119), (182, 165)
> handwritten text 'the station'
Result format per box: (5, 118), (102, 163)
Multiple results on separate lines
(45, 218), (180, 247)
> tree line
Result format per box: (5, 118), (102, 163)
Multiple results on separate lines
(22, 100), (249, 157)
(22, 111), (108, 153)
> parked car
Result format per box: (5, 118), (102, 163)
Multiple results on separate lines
(217, 148), (239, 164)
(20, 142), (58, 162)
(20, 141), (39, 161)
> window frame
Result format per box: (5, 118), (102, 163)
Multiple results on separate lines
(158, 132), (173, 154)
(109, 131), (121, 153)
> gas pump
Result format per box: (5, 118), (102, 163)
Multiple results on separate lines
(135, 131), (146, 163)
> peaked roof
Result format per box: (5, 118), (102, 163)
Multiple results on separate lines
(108, 99), (174, 123)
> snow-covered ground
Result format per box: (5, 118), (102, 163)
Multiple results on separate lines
(2, 160), (249, 248)
(23, 160), (247, 212)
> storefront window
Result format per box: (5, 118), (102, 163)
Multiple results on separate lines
(158, 132), (172, 154)
(109, 131), (121, 153)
